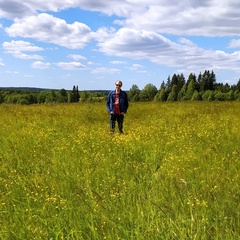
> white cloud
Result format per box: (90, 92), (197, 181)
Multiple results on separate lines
(2, 40), (44, 52)
(128, 64), (144, 71)
(31, 61), (50, 69)
(110, 60), (127, 64)
(0, 0), (35, 19)
(5, 13), (94, 49)
(68, 54), (86, 61)
(1, 0), (240, 88)
(55, 62), (87, 70)
(94, 27), (117, 42)
(0, 58), (4, 66)
(0, 0), (79, 19)
(97, 28), (180, 62)
(96, 28), (240, 73)
(2, 1), (240, 37)
(228, 39), (240, 48)
(2, 40), (44, 60)
(9, 51), (43, 60)
(115, 1), (240, 36)
(91, 67), (121, 74)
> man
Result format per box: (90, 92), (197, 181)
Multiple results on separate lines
(106, 80), (129, 133)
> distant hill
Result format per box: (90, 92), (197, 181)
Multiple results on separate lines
(0, 87), (111, 92)
(0, 87), (54, 92)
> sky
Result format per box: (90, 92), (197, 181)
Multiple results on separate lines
(0, 0), (240, 91)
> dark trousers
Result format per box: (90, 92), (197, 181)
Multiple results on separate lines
(110, 114), (124, 132)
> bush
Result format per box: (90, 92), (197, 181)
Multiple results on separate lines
(202, 90), (212, 101)
(214, 92), (225, 101)
(191, 91), (202, 101)
(18, 98), (30, 105)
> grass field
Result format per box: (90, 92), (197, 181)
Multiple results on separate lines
(0, 101), (239, 239)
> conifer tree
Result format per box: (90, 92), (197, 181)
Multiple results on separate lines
(177, 84), (187, 101)
(167, 85), (178, 101)
(186, 79), (195, 100)
(72, 85), (80, 102)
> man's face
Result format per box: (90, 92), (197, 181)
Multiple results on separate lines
(115, 81), (122, 89)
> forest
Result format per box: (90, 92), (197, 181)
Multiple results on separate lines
(0, 70), (240, 104)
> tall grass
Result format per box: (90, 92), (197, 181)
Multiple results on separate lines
(1, 102), (239, 239)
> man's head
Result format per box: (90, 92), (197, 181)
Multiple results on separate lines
(115, 80), (122, 88)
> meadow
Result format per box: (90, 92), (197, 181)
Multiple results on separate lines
(0, 101), (239, 239)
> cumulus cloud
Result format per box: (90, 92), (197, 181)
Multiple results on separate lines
(110, 60), (127, 65)
(1, 0), (240, 87)
(228, 39), (240, 48)
(115, 1), (240, 36)
(97, 28), (180, 61)
(0, 0), (80, 19)
(2, 40), (44, 60)
(128, 64), (144, 71)
(5, 13), (94, 49)
(31, 61), (50, 69)
(55, 62), (87, 70)
(2, 0), (240, 37)
(96, 27), (240, 73)
(0, 0), (35, 19)
(2, 40), (44, 52)
(68, 54), (86, 61)
(91, 67), (121, 74)
(9, 51), (43, 60)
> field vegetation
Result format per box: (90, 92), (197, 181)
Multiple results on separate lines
(1, 101), (239, 239)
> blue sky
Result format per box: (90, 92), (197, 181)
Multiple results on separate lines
(0, 1), (240, 91)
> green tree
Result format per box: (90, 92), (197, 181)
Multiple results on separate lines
(80, 91), (90, 103)
(0, 92), (4, 103)
(191, 90), (202, 101)
(185, 79), (195, 100)
(166, 76), (171, 91)
(187, 73), (199, 91)
(139, 83), (158, 101)
(226, 90), (234, 101)
(128, 84), (140, 101)
(171, 74), (178, 88)
(167, 85), (178, 101)
(154, 87), (167, 102)
(67, 92), (73, 103)
(234, 90), (240, 100)
(176, 73), (186, 93)
(199, 70), (216, 92)
(45, 90), (57, 103)
(170, 74), (185, 94)
(177, 84), (187, 101)
(37, 92), (47, 103)
(237, 79), (240, 91)
(18, 98), (29, 105)
(71, 85), (80, 102)
(214, 91), (225, 101)
(57, 89), (68, 103)
(202, 90), (213, 101)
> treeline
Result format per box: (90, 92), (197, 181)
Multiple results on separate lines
(0, 70), (240, 104)
(129, 70), (240, 102)
(0, 86), (108, 104)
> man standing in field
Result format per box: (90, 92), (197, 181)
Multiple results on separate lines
(106, 80), (129, 133)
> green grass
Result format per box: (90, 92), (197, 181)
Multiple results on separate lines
(0, 102), (240, 239)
